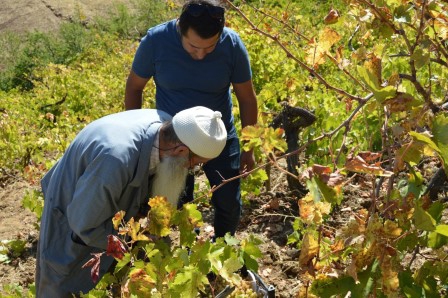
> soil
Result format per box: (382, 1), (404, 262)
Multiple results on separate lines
(0, 179), (39, 292)
(0, 0), (134, 34)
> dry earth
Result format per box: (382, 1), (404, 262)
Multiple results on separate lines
(0, 179), (39, 292)
(0, 0), (134, 34)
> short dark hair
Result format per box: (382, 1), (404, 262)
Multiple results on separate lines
(178, 0), (225, 39)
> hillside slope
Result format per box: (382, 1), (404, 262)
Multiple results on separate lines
(0, 0), (133, 34)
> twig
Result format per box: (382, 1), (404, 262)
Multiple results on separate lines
(271, 172), (285, 192)
(224, 0), (368, 102)
(254, 213), (296, 219)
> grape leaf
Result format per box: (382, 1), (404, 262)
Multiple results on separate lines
(128, 268), (156, 296)
(434, 225), (448, 237)
(413, 206), (436, 231)
(148, 196), (174, 237)
(299, 232), (319, 266)
(112, 211), (125, 230)
(106, 234), (127, 260)
(81, 252), (103, 284)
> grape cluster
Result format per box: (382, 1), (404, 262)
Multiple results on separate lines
(227, 281), (259, 298)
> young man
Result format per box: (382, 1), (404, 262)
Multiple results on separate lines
(35, 106), (227, 297)
(125, 0), (258, 238)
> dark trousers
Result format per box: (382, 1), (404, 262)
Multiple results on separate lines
(178, 137), (242, 238)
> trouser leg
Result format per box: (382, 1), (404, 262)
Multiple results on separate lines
(204, 137), (241, 238)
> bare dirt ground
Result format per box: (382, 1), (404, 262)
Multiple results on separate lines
(0, 179), (39, 291)
(0, 0), (134, 34)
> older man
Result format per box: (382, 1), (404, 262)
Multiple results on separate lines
(35, 106), (227, 297)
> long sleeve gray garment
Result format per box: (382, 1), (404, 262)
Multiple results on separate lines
(35, 109), (171, 297)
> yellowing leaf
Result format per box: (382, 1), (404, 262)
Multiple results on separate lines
(148, 196), (174, 237)
(383, 220), (402, 238)
(299, 232), (319, 266)
(241, 125), (264, 149)
(299, 194), (315, 222)
(364, 54), (382, 87)
(172, 203), (203, 246)
(241, 125), (287, 154)
(127, 218), (150, 242)
(112, 210), (125, 230)
(299, 194), (331, 225)
(306, 28), (341, 67)
(410, 131), (441, 153)
(387, 72), (400, 87)
(383, 92), (414, 113)
(128, 268), (156, 295)
(320, 27), (341, 50)
(395, 141), (425, 169)
(381, 256), (400, 295)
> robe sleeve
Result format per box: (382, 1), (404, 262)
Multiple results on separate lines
(66, 155), (131, 250)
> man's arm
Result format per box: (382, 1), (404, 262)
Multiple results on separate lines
(124, 70), (150, 110)
(233, 79), (258, 174)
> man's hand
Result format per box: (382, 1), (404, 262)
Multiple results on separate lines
(240, 150), (255, 176)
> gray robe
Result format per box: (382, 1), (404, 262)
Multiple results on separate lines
(35, 109), (171, 297)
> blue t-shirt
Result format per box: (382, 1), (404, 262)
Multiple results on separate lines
(132, 19), (252, 137)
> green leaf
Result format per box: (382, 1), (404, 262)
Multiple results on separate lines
(433, 114), (448, 175)
(394, 5), (412, 23)
(414, 262), (440, 296)
(170, 265), (208, 296)
(242, 253), (259, 272)
(241, 240), (262, 259)
(406, 167), (425, 198)
(434, 225), (448, 237)
(357, 65), (380, 90)
(356, 66), (396, 102)
(413, 206), (436, 231)
(409, 131), (441, 153)
(224, 234), (240, 246)
(114, 253), (131, 273)
(427, 201), (444, 223)
(308, 176), (343, 205)
(223, 257), (243, 278)
(240, 235), (262, 272)
(310, 259), (381, 297)
(411, 48), (430, 69)
(427, 231), (448, 249)
(373, 85), (396, 102)
(172, 203), (203, 247)
(397, 232), (419, 251)
(399, 270), (425, 298)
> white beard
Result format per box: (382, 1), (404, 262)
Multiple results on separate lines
(150, 156), (189, 207)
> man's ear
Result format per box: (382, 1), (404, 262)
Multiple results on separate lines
(172, 144), (189, 157)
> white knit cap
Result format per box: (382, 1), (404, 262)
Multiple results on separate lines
(172, 106), (227, 159)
